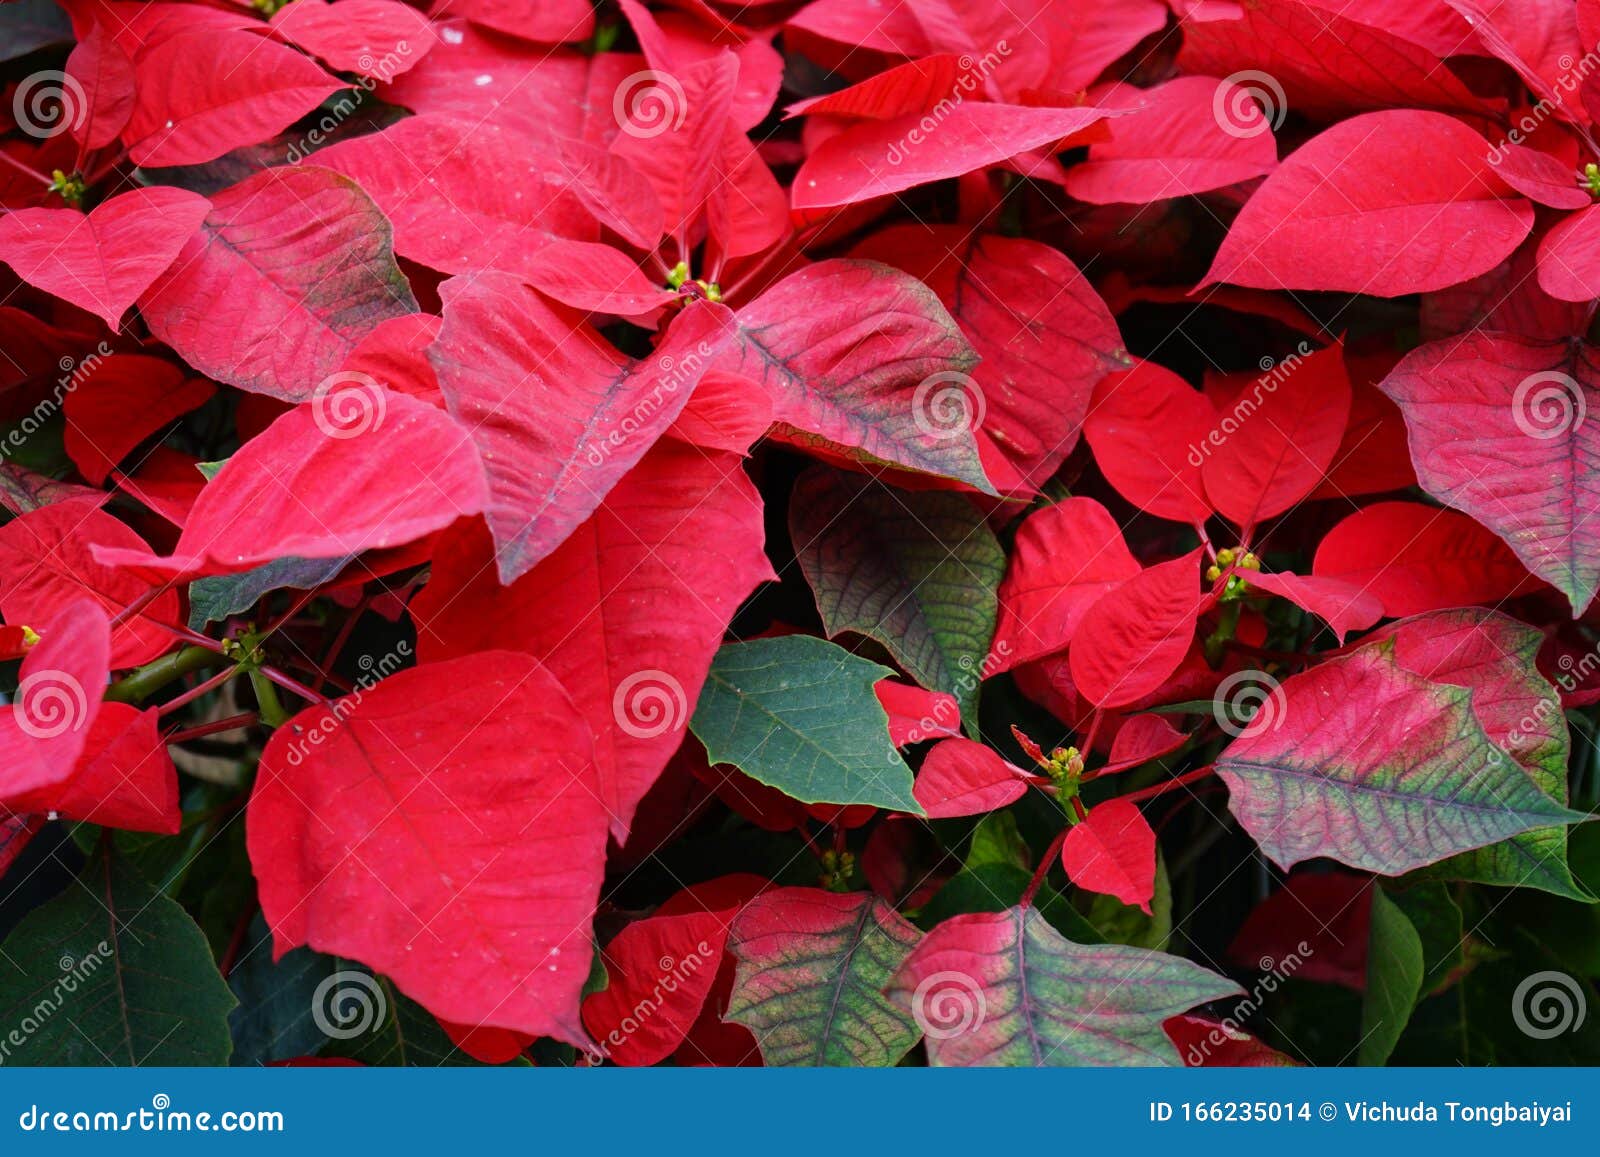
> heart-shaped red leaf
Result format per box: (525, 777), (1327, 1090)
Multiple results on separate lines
(250, 652), (608, 1046)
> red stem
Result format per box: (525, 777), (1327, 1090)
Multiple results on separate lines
(145, 618), (222, 650)
(166, 713), (257, 743)
(1021, 828), (1070, 908)
(218, 900), (259, 978)
(83, 144), (130, 187)
(320, 594), (371, 675)
(1078, 708), (1103, 755)
(109, 584), (171, 629)
(157, 664), (241, 717)
(285, 656), (354, 695)
(1116, 765), (1217, 805)
(1154, 783), (1228, 835)
(259, 586), (321, 638)
(257, 663), (331, 706)
(720, 217), (832, 300)
(0, 149), (50, 185)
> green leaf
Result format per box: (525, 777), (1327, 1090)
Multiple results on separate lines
(964, 810), (1030, 870)
(691, 635), (920, 812)
(1390, 883), (1462, 996)
(725, 887), (925, 1066)
(1393, 614), (1593, 901)
(918, 812), (1032, 926)
(1216, 643), (1585, 875)
(71, 807), (222, 897)
(227, 917), (335, 1066)
(0, 850), (236, 1065)
(789, 467), (1002, 735)
(320, 972), (527, 1067)
(1359, 888), (1424, 1065)
(188, 555), (348, 628)
(889, 905), (1240, 1066)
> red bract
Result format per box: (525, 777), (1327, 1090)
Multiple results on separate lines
(140, 166), (418, 400)
(250, 652), (607, 1047)
(1060, 799), (1157, 914)
(1204, 111), (1534, 296)
(1, 0), (1595, 1074)
(92, 392), (485, 579)
(411, 439), (774, 837)
(0, 186), (209, 328)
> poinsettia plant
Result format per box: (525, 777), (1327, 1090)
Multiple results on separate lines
(0, 0), (1598, 1069)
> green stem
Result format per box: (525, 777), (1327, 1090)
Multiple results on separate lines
(104, 646), (222, 704)
(249, 669), (292, 728)
(1203, 600), (1242, 667)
